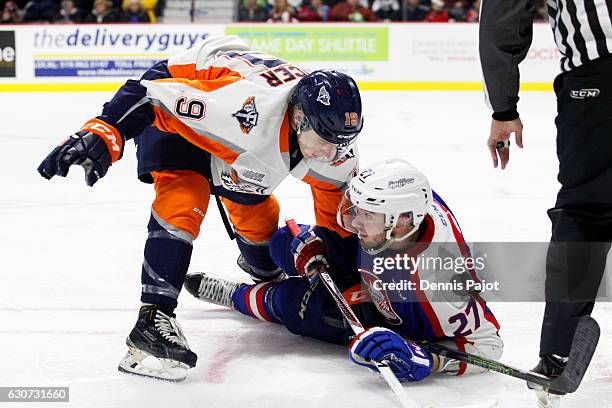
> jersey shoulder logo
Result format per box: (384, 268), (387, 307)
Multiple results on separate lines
(233, 96), (259, 134)
(317, 86), (331, 106)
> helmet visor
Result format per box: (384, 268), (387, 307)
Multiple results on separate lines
(338, 191), (389, 254)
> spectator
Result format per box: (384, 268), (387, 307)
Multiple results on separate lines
(331, 0), (377, 21)
(120, 0), (150, 22)
(1, 0), (21, 23)
(85, 0), (120, 22)
(297, 0), (329, 21)
(447, 0), (466, 21)
(371, 0), (399, 20)
(22, 0), (60, 22)
(53, 0), (87, 22)
(403, 0), (428, 21)
(238, 0), (268, 21)
(466, 0), (478, 22)
(138, 0), (158, 21)
(424, 0), (448, 22)
(153, 0), (164, 17)
(121, 0), (156, 20)
(267, 0), (297, 22)
(287, 0), (302, 10)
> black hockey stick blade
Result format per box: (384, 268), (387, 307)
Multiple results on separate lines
(420, 316), (600, 394)
(548, 315), (600, 393)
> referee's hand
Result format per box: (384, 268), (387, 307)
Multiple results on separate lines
(487, 118), (524, 170)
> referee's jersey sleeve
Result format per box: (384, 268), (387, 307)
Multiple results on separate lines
(479, 0), (539, 115)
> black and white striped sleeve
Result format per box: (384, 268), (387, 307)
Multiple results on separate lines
(479, 0), (540, 120)
(549, 0), (612, 72)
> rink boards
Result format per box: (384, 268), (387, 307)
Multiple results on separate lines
(0, 22), (559, 92)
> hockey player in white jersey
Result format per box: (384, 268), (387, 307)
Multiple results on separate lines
(186, 158), (503, 382)
(37, 36), (363, 381)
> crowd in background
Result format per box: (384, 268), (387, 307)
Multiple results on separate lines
(0, 0), (164, 23)
(243, 0), (549, 22)
(242, 0), (477, 22)
(1, 0), (548, 23)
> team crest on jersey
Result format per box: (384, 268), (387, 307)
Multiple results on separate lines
(359, 269), (403, 325)
(233, 96), (259, 134)
(316, 86), (331, 106)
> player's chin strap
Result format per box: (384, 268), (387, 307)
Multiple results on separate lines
(363, 221), (422, 256)
(286, 218), (421, 408)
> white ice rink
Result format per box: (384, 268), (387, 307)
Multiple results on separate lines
(1, 90), (611, 408)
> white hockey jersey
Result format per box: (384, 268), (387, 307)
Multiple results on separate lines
(357, 196), (503, 376)
(141, 36), (358, 235)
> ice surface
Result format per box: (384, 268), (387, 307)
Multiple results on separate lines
(1, 90), (611, 408)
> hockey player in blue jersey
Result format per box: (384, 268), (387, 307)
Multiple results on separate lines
(185, 158), (503, 381)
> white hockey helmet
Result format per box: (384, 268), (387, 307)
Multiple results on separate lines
(337, 158), (432, 254)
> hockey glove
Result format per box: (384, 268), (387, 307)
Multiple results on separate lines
(38, 118), (124, 187)
(290, 225), (328, 278)
(349, 327), (433, 382)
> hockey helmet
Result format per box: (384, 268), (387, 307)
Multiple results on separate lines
(337, 158), (432, 254)
(290, 69), (363, 146)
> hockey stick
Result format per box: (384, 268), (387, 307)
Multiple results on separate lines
(421, 315), (600, 394)
(286, 218), (420, 408)
(286, 220), (599, 397)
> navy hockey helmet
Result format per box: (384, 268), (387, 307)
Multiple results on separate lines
(290, 69), (363, 145)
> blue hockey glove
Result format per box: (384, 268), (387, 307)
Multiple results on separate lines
(349, 327), (433, 382)
(290, 225), (328, 278)
(38, 118), (123, 187)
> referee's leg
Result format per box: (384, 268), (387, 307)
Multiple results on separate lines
(540, 64), (612, 359)
(540, 210), (611, 357)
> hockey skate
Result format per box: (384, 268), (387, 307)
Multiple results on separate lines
(118, 304), (197, 382)
(184, 272), (242, 308)
(528, 354), (566, 408)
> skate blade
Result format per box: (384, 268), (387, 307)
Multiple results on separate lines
(118, 347), (190, 382)
(535, 390), (561, 408)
